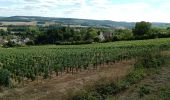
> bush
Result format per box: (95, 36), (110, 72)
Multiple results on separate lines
(0, 69), (11, 87)
(134, 50), (164, 69)
(26, 40), (35, 45)
(94, 83), (119, 98)
(138, 84), (152, 97)
(2, 41), (22, 48)
(160, 86), (170, 100)
(72, 91), (99, 100)
(125, 68), (145, 85)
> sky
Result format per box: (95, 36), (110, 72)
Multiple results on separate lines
(0, 0), (170, 22)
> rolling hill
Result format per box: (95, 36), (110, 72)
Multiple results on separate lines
(0, 16), (170, 28)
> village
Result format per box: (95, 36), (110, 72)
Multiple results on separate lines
(0, 20), (125, 46)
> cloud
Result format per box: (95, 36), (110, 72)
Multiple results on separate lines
(0, 0), (170, 22)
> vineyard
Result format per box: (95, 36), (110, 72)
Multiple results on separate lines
(0, 38), (170, 87)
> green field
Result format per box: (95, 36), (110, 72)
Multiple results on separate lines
(0, 38), (170, 86)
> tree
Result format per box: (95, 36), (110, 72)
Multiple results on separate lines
(113, 29), (133, 41)
(167, 27), (170, 30)
(149, 27), (170, 38)
(133, 21), (152, 36)
(26, 26), (41, 38)
(73, 32), (82, 41)
(85, 28), (98, 41)
(0, 29), (6, 36)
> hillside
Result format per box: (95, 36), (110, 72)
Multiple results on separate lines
(0, 16), (170, 28)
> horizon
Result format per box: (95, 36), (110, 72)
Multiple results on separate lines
(0, 0), (170, 23)
(1, 16), (170, 24)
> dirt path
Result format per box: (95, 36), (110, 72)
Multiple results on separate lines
(0, 60), (134, 100)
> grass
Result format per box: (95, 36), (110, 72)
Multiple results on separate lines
(109, 56), (170, 100)
(70, 67), (147, 100)
(159, 85), (170, 100)
(1, 38), (170, 49)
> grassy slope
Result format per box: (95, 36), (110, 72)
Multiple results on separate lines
(107, 54), (170, 100)
(0, 38), (170, 50)
(27, 38), (170, 49)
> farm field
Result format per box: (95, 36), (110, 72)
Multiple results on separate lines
(0, 38), (170, 84)
(0, 60), (134, 100)
(0, 38), (170, 100)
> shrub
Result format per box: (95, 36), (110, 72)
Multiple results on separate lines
(2, 41), (22, 48)
(159, 86), (170, 100)
(138, 84), (152, 97)
(94, 83), (119, 98)
(26, 40), (35, 45)
(134, 50), (164, 69)
(117, 68), (146, 91)
(0, 69), (11, 87)
(72, 91), (99, 100)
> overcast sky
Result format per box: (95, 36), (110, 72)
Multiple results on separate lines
(0, 0), (170, 22)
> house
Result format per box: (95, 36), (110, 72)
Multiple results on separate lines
(0, 27), (7, 31)
(0, 37), (8, 44)
(74, 28), (81, 32)
(103, 32), (113, 40)
(115, 26), (126, 30)
(0, 37), (4, 44)
(10, 37), (31, 45)
(98, 32), (105, 41)
(23, 38), (30, 43)
(97, 31), (113, 41)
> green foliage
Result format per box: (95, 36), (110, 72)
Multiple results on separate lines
(133, 21), (152, 36)
(113, 29), (133, 41)
(0, 69), (11, 87)
(55, 41), (92, 45)
(138, 84), (152, 97)
(160, 86), (170, 100)
(25, 40), (34, 45)
(94, 83), (119, 98)
(1, 21), (170, 44)
(43, 70), (49, 79)
(85, 28), (98, 41)
(72, 91), (100, 100)
(35, 26), (100, 44)
(0, 29), (7, 36)
(71, 63), (146, 100)
(2, 41), (22, 48)
(134, 50), (164, 69)
(0, 38), (169, 89)
(167, 27), (170, 30)
(70, 44), (170, 100)
(125, 68), (145, 84)
(149, 27), (170, 38)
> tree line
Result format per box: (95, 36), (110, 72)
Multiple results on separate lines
(0, 21), (170, 46)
